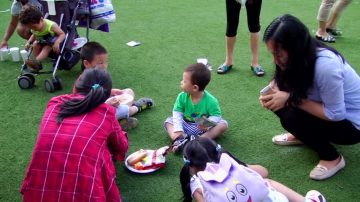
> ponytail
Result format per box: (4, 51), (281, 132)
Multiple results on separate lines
(179, 164), (193, 202)
(57, 68), (112, 122)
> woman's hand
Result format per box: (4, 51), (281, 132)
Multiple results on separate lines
(259, 90), (290, 112)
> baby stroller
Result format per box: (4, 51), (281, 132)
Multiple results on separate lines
(17, 0), (91, 93)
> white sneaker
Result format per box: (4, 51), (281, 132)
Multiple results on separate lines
(305, 190), (326, 202)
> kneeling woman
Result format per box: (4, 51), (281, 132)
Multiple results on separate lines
(21, 68), (129, 201)
(260, 14), (360, 180)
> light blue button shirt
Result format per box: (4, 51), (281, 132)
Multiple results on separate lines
(307, 48), (360, 130)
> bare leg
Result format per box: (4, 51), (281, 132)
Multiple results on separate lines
(201, 123), (228, 139)
(316, 0), (336, 36)
(165, 123), (183, 140)
(265, 179), (304, 202)
(129, 106), (139, 116)
(31, 42), (42, 59)
(224, 36), (236, 65)
(250, 32), (260, 67)
(36, 45), (52, 62)
(248, 164), (268, 178)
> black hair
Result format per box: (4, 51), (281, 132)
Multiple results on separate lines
(179, 137), (246, 202)
(263, 14), (344, 106)
(57, 68), (112, 122)
(185, 63), (211, 91)
(80, 41), (108, 71)
(19, 5), (42, 25)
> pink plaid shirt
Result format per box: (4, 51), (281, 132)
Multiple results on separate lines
(21, 94), (128, 202)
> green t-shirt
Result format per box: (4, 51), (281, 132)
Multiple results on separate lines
(173, 91), (222, 122)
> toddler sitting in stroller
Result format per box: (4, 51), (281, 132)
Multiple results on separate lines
(19, 5), (65, 72)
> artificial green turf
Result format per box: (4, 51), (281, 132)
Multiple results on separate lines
(0, 0), (360, 201)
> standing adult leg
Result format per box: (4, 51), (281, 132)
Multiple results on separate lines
(316, 0), (336, 42)
(326, 0), (352, 31)
(246, 0), (264, 76)
(217, 0), (240, 74)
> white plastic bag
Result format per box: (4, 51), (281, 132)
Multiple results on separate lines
(90, 0), (116, 29)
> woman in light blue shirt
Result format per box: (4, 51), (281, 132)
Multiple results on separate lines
(259, 14), (360, 181)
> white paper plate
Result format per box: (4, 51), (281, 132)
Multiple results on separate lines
(72, 37), (88, 50)
(125, 150), (161, 174)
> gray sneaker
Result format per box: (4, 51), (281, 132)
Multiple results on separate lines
(134, 97), (154, 112)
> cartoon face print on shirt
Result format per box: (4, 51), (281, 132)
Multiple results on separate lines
(225, 181), (252, 202)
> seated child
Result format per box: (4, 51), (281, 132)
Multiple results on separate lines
(19, 5), (65, 72)
(164, 63), (228, 152)
(78, 41), (154, 130)
(180, 137), (326, 202)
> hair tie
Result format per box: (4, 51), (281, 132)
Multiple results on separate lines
(216, 144), (222, 152)
(92, 83), (100, 90)
(183, 156), (191, 165)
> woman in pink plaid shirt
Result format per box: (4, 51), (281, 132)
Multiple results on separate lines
(21, 68), (129, 202)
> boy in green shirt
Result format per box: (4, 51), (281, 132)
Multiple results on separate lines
(164, 63), (228, 152)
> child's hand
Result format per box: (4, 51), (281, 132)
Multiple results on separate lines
(198, 124), (209, 131)
(25, 42), (31, 51)
(53, 42), (60, 54)
(105, 97), (120, 107)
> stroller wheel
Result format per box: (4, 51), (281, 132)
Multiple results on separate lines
(53, 76), (63, 91)
(44, 79), (55, 93)
(18, 75), (35, 89)
(23, 73), (35, 86)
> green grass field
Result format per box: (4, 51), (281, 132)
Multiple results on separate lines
(0, 0), (360, 201)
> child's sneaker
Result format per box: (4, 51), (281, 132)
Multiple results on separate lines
(134, 97), (154, 112)
(305, 190), (326, 202)
(119, 117), (138, 131)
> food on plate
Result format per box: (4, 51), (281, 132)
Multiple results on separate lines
(127, 149), (147, 166)
(134, 162), (144, 170)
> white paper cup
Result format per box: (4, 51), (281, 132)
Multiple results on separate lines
(9, 47), (20, 62)
(0, 48), (9, 61)
(20, 50), (29, 62)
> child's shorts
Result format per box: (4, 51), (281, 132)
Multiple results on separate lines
(163, 117), (228, 136)
(37, 36), (57, 46)
(115, 104), (130, 120)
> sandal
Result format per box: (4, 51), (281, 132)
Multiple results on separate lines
(272, 133), (303, 146)
(171, 135), (189, 153)
(315, 34), (335, 43)
(250, 66), (265, 77)
(326, 28), (342, 37)
(217, 64), (232, 74)
(25, 59), (43, 73)
(309, 155), (345, 180)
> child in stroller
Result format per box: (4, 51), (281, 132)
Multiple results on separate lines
(20, 5), (65, 72)
(17, 0), (89, 92)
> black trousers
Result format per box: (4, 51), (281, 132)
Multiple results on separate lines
(225, 0), (262, 36)
(275, 107), (360, 160)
